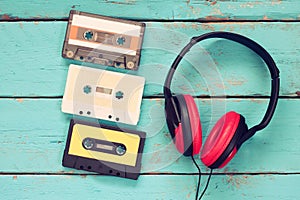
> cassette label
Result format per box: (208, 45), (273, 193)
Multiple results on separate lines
(62, 10), (146, 70)
(62, 119), (146, 180)
(69, 123), (140, 166)
(61, 64), (145, 125)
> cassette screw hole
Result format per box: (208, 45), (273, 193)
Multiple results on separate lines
(80, 166), (84, 170)
(79, 56), (84, 60)
(79, 111), (83, 115)
(108, 115), (112, 119)
(116, 36), (125, 45)
(116, 172), (120, 176)
(109, 170), (113, 173)
(88, 166), (92, 170)
(66, 50), (74, 58)
(116, 117), (119, 121)
(84, 30), (94, 40)
(87, 56), (92, 60)
(87, 111), (91, 115)
(127, 61), (135, 69)
(115, 91), (124, 99)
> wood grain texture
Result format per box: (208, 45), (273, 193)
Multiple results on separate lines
(1, 1), (299, 199)
(0, 22), (299, 97)
(0, 0), (299, 21)
(1, 174), (300, 200)
(0, 98), (299, 174)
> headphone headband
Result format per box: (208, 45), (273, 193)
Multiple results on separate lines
(163, 31), (280, 144)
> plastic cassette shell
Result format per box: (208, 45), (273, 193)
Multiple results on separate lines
(62, 10), (146, 70)
(61, 64), (145, 125)
(62, 119), (146, 180)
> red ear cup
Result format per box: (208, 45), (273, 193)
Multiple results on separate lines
(183, 95), (202, 155)
(174, 95), (202, 156)
(201, 111), (248, 169)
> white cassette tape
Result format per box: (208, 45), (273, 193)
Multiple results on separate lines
(62, 64), (145, 125)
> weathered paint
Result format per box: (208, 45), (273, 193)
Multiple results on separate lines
(0, 99), (299, 174)
(0, 0), (299, 20)
(0, 1), (299, 199)
(0, 174), (300, 199)
(0, 22), (299, 97)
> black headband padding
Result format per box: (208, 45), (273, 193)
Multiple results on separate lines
(163, 31), (280, 144)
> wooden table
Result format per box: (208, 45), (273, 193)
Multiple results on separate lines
(1, 1), (299, 199)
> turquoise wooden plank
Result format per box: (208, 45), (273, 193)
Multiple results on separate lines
(1, 174), (299, 200)
(0, 22), (299, 97)
(0, 0), (299, 20)
(0, 98), (299, 173)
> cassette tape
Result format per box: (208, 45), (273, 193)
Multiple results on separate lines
(61, 64), (145, 125)
(62, 119), (146, 180)
(62, 10), (146, 70)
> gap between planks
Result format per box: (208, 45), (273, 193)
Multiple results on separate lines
(1, 18), (300, 23)
(0, 96), (300, 99)
(1, 172), (300, 176)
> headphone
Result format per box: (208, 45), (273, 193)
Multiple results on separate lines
(164, 31), (280, 169)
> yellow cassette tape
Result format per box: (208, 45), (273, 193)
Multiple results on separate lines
(62, 119), (146, 180)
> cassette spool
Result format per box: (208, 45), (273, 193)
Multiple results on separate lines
(61, 64), (145, 125)
(62, 10), (146, 70)
(62, 119), (146, 180)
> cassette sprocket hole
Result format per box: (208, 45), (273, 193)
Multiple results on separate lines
(116, 36), (125, 45)
(115, 91), (124, 99)
(84, 30), (94, 40)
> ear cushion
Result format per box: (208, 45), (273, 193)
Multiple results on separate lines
(174, 95), (202, 156)
(201, 111), (247, 168)
(183, 95), (202, 155)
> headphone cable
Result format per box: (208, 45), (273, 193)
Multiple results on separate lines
(198, 169), (213, 200)
(191, 156), (213, 200)
(191, 156), (201, 200)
